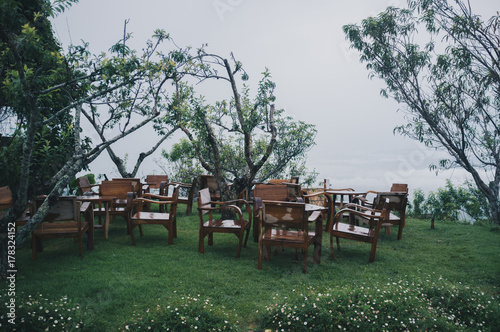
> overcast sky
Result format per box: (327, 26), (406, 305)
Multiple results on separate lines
(50, 0), (498, 195)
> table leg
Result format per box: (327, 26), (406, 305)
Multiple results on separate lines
(86, 206), (94, 250)
(104, 203), (110, 240)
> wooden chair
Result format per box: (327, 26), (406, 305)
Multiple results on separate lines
(329, 196), (389, 263)
(127, 184), (180, 245)
(77, 176), (100, 196)
(199, 175), (220, 202)
(356, 192), (408, 240)
(197, 188), (251, 258)
(144, 175), (169, 194)
(162, 177), (196, 216)
(0, 186), (13, 210)
(112, 178), (142, 197)
(252, 184), (298, 241)
(97, 180), (135, 228)
(257, 200), (321, 273)
(144, 175), (169, 189)
(31, 196), (93, 260)
(302, 189), (334, 231)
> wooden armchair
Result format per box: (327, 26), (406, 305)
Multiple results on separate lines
(329, 197), (389, 263)
(197, 188), (251, 258)
(31, 196), (93, 260)
(144, 175), (169, 194)
(257, 199), (321, 273)
(112, 178), (143, 197)
(302, 190), (334, 231)
(77, 176), (100, 196)
(127, 184), (180, 245)
(252, 184), (300, 241)
(97, 180), (135, 232)
(162, 177), (196, 216)
(144, 175), (169, 189)
(355, 192), (408, 240)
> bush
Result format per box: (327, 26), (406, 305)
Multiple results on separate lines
(260, 274), (500, 331)
(0, 292), (84, 331)
(120, 294), (239, 331)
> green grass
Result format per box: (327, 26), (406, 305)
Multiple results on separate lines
(2, 206), (500, 331)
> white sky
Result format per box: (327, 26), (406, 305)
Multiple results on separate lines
(50, 0), (498, 196)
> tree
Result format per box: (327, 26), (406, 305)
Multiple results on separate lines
(172, 53), (317, 202)
(343, 0), (500, 224)
(0, 0), (189, 277)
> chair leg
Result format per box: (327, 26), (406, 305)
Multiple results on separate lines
(243, 226), (250, 248)
(302, 247), (308, 273)
(397, 224), (403, 240)
(265, 245), (272, 261)
(199, 231), (205, 254)
(78, 235), (83, 257)
(258, 239), (263, 270)
(130, 224), (137, 246)
(236, 235), (243, 258)
(384, 225), (391, 235)
(368, 237), (379, 263)
(329, 234), (335, 260)
(208, 233), (213, 246)
(167, 223), (174, 245)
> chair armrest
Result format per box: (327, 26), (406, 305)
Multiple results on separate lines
(167, 181), (191, 189)
(134, 197), (174, 205)
(141, 193), (174, 201)
(308, 210), (322, 222)
(342, 203), (381, 213)
(198, 204), (244, 218)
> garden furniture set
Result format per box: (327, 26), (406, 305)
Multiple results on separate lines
(5, 176), (408, 273)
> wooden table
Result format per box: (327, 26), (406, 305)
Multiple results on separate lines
(76, 195), (115, 240)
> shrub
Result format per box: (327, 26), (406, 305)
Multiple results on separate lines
(260, 274), (500, 331)
(0, 292), (84, 331)
(120, 294), (239, 331)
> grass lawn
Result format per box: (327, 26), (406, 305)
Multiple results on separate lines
(3, 205), (500, 331)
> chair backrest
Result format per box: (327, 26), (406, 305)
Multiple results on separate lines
(168, 184), (180, 216)
(200, 175), (217, 189)
(77, 177), (95, 195)
(197, 188), (212, 215)
(111, 178), (141, 196)
(35, 196), (80, 223)
(268, 179), (288, 185)
(145, 175), (169, 189)
(301, 187), (326, 206)
(0, 186), (13, 210)
(261, 200), (307, 231)
(373, 192), (407, 213)
(100, 180), (134, 199)
(254, 184), (290, 202)
(390, 183), (408, 193)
